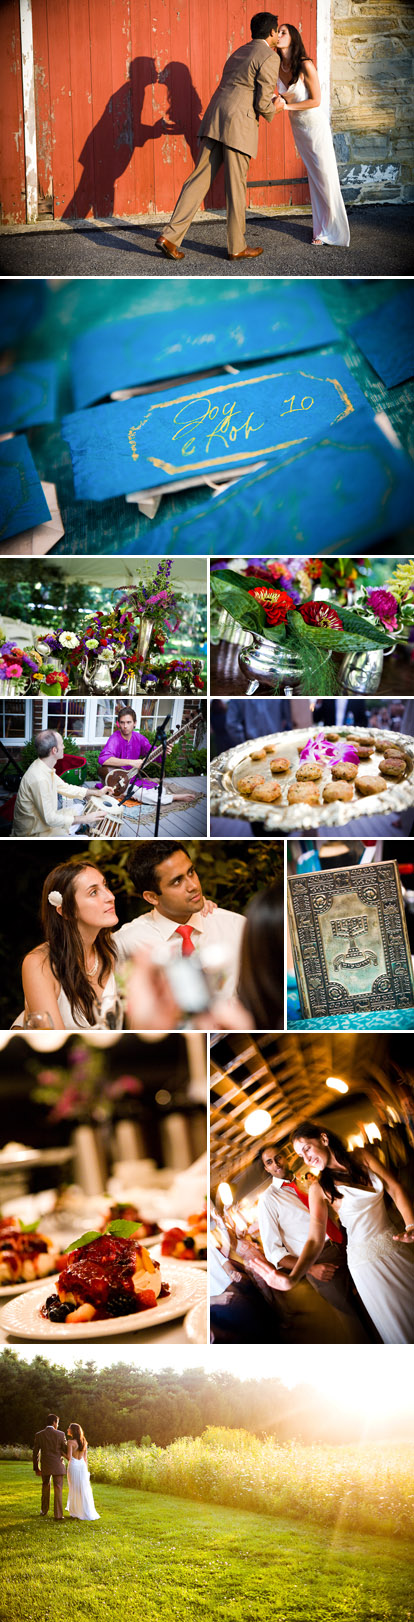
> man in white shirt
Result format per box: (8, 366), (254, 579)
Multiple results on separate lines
(11, 730), (103, 839)
(256, 1145), (373, 1338)
(115, 841), (245, 998)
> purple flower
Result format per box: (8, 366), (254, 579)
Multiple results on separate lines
(366, 589), (399, 630)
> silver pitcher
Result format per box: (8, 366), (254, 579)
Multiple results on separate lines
(339, 644), (394, 696)
(239, 632), (332, 697)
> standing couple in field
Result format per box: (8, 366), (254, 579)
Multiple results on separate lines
(33, 1414), (99, 1523)
(156, 10), (350, 262)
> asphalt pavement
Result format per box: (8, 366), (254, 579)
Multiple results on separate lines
(1, 206), (413, 278)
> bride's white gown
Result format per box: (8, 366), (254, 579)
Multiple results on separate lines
(280, 75), (350, 246)
(335, 1173), (414, 1344)
(66, 1451), (100, 1521)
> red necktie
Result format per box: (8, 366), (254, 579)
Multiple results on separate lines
(174, 924), (195, 957)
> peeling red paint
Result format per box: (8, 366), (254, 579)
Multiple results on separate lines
(1, 0), (313, 220)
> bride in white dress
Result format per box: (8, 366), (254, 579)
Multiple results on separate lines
(21, 858), (120, 1030)
(286, 1122), (414, 1344)
(66, 1423), (100, 1521)
(276, 23), (350, 246)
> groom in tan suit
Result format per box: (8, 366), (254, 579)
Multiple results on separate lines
(156, 12), (280, 261)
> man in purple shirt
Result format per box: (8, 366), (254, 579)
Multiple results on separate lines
(98, 706), (195, 803)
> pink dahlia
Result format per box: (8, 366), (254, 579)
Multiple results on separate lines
(366, 589), (398, 630)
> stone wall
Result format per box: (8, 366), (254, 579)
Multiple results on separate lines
(331, 0), (414, 202)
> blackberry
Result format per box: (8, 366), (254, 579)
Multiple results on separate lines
(45, 1294), (72, 1323)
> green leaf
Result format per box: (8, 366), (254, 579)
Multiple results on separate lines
(105, 1219), (145, 1238)
(210, 568), (270, 597)
(326, 604), (393, 647)
(209, 574), (267, 633)
(288, 613), (385, 655)
(257, 622), (286, 643)
(63, 1230), (101, 1253)
(19, 1219), (40, 1233)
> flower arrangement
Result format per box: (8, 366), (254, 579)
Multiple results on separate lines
(0, 564), (206, 695)
(210, 566), (399, 695)
(0, 640), (69, 695)
(31, 1042), (143, 1124)
(352, 561), (414, 639)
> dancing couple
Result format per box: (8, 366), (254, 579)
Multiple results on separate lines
(33, 1414), (99, 1523)
(156, 11), (349, 262)
(244, 1124), (414, 1344)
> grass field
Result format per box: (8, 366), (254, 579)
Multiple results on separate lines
(1, 1464), (413, 1622)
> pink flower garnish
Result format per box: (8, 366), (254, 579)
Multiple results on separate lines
(300, 731), (359, 767)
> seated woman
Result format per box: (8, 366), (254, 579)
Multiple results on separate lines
(21, 860), (119, 1030)
(98, 706), (195, 804)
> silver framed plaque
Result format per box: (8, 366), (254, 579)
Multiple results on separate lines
(287, 860), (414, 1020)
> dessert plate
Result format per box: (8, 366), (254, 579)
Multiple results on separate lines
(0, 1277), (57, 1298)
(0, 1261), (206, 1340)
(151, 1242), (206, 1270)
(210, 725), (414, 831)
(185, 1299), (208, 1344)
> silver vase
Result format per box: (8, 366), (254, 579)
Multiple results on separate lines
(238, 633), (332, 697)
(135, 616), (154, 691)
(339, 645), (394, 696)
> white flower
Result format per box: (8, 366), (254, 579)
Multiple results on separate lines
(58, 632), (80, 649)
(48, 890), (63, 908)
(85, 638), (99, 650)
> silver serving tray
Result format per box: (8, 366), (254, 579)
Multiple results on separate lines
(210, 726), (414, 831)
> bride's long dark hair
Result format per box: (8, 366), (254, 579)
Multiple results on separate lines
(281, 24), (312, 84)
(293, 1119), (372, 1204)
(68, 1422), (86, 1450)
(41, 859), (117, 1024)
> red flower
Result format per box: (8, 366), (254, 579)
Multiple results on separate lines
(45, 671), (61, 684)
(305, 559), (323, 580)
(297, 603), (343, 630)
(248, 586), (295, 626)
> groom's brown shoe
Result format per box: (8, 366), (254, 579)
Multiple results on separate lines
(228, 246), (263, 259)
(156, 235), (185, 260)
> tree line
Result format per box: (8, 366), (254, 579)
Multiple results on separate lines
(0, 1353), (412, 1448)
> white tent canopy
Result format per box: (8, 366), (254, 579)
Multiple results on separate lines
(33, 557), (207, 594)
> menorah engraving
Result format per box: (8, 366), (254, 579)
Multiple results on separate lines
(330, 914), (379, 972)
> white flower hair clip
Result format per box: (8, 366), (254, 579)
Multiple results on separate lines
(48, 890), (63, 908)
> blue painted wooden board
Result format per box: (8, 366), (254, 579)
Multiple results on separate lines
(0, 435), (51, 542)
(136, 407), (414, 556)
(69, 285), (341, 408)
(0, 361), (58, 431)
(350, 287), (414, 388)
(62, 353), (367, 501)
(0, 283), (47, 353)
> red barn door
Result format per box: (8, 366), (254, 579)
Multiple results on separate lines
(1, 0), (316, 220)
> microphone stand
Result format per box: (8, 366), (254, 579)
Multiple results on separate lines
(153, 714), (171, 837)
(115, 713), (172, 838)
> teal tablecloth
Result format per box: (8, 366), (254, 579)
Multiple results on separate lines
(287, 975), (414, 1031)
